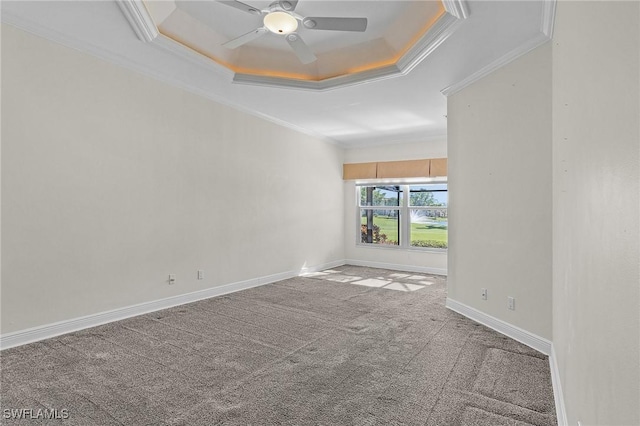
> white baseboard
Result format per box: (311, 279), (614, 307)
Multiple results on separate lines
(445, 298), (566, 424)
(0, 259), (345, 350)
(345, 259), (447, 276)
(298, 259), (346, 274)
(549, 344), (568, 425)
(445, 297), (551, 355)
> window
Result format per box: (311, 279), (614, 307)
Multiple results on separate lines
(357, 183), (447, 249)
(408, 184), (448, 248)
(359, 186), (402, 246)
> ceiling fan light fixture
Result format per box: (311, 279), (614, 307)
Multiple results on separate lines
(264, 11), (298, 34)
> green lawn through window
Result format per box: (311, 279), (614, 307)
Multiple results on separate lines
(361, 216), (447, 248)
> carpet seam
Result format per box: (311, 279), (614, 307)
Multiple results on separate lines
(458, 388), (558, 418)
(372, 318), (450, 402)
(216, 303), (378, 397)
(422, 326), (474, 425)
(75, 392), (128, 426)
(119, 324), (200, 354)
(224, 293), (364, 327)
(188, 303), (315, 342)
(194, 297), (340, 331)
(215, 327), (338, 395)
(96, 333), (217, 390)
(148, 317), (290, 354)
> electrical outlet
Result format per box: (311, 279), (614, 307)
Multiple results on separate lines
(168, 274), (176, 285)
(508, 296), (515, 310)
(481, 288), (487, 300)
(197, 270), (204, 280)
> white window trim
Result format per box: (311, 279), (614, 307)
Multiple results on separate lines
(355, 181), (448, 252)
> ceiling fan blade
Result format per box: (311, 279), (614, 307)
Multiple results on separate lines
(286, 33), (317, 64)
(278, 0), (299, 11)
(223, 27), (268, 49)
(218, 1), (263, 15)
(302, 17), (368, 32)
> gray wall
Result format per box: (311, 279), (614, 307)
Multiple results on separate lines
(447, 43), (553, 339)
(552, 2), (639, 425)
(1, 25), (344, 333)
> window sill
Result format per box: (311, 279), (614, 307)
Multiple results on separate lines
(355, 243), (447, 254)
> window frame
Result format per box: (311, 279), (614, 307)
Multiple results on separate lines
(355, 180), (448, 252)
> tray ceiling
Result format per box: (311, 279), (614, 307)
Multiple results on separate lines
(1, 0), (555, 147)
(144, 0), (453, 88)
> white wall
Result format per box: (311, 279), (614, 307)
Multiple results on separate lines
(343, 139), (448, 275)
(1, 25), (344, 334)
(552, 2), (640, 425)
(343, 139), (446, 163)
(447, 43), (552, 339)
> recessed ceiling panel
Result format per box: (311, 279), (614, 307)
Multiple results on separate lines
(144, 0), (457, 87)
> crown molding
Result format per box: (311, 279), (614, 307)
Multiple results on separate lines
(1, 15), (336, 147)
(151, 35), (235, 79)
(232, 2), (469, 91)
(397, 12), (463, 75)
(442, 0), (469, 20)
(117, 0), (562, 97)
(115, 0), (158, 43)
(233, 64), (401, 91)
(440, 31), (550, 97)
(0, 8), (166, 83)
(441, 0), (555, 97)
(541, 0), (557, 38)
(115, 0), (468, 91)
(5, 0), (550, 146)
(115, 0), (234, 78)
(114, 1), (312, 90)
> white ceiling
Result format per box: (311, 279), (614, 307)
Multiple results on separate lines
(1, 1), (554, 148)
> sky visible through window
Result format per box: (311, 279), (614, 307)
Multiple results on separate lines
(360, 184), (447, 206)
(410, 184), (447, 206)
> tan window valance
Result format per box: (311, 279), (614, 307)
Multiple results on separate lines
(343, 158), (447, 180)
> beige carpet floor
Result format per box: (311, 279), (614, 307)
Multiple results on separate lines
(1, 266), (556, 425)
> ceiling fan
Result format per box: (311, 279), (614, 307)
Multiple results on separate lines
(219, 0), (368, 64)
